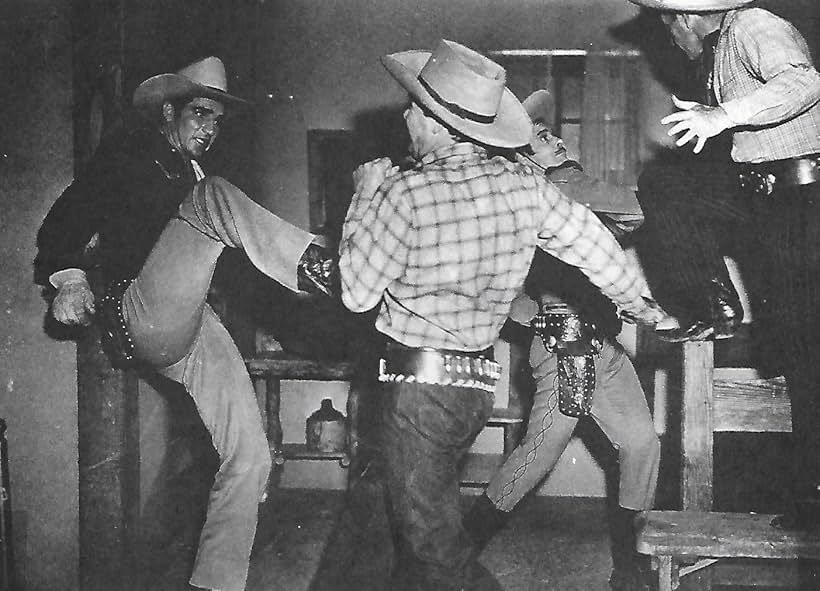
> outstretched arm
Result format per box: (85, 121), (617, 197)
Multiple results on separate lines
(535, 180), (666, 326)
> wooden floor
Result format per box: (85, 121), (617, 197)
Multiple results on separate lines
(141, 482), (814, 591)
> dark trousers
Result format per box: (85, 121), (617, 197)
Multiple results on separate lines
(636, 156), (752, 322)
(750, 181), (820, 495)
(380, 381), (495, 590)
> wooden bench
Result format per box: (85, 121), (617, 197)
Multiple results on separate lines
(636, 340), (820, 590)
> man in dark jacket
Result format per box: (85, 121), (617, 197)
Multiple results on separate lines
(464, 90), (658, 591)
(36, 56), (334, 591)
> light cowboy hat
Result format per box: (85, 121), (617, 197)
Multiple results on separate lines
(520, 88), (576, 170)
(627, 0), (755, 11)
(522, 89), (555, 127)
(382, 39), (531, 148)
(133, 56), (248, 118)
(520, 89), (644, 223)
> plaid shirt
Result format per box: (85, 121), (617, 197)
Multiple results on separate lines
(340, 142), (652, 351)
(714, 8), (820, 163)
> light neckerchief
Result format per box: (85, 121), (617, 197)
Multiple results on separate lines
(191, 159), (205, 181)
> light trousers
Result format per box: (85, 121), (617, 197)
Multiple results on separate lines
(122, 176), (315, 590)
(485, 338), (659, 513)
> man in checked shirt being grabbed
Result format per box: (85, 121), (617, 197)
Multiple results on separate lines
(339, 39), (669, 591)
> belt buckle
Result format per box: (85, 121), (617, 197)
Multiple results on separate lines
(740, 170), (776, 196)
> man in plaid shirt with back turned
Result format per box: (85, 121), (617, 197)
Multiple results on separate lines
(339, 39), (667, 590)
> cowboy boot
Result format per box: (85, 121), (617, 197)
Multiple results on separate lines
(657, 277), (742, 343)
(608, 508), (650, 591)
(709, 277), (743, 339)
(297, 242), (339, 298)
(462, 494), (510, 559)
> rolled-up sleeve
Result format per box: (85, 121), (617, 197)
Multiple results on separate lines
(721, 10), (820, 126)
(535, 182), (651, 319)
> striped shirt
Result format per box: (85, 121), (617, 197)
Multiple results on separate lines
(339, 142), (653, 351)
(714, 8), (820, 163)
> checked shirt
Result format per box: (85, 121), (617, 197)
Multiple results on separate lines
(715, 8), (820, 163)
(340, 142), (653, 351)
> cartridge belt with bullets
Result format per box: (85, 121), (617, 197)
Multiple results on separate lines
(739, 154), (819, 197)
(378, 342), (500, 393)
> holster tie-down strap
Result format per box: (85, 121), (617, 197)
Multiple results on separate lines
(532, 311), (601, 417)
(379, 345), (500, 392)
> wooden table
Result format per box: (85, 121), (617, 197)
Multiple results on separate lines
(245, 355), (362, 485)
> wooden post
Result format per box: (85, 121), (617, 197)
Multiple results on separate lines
(0, 419), (14, 591)
(77, 324), (140, 591)
(681, 341), (715, 511)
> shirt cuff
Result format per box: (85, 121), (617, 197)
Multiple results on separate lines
(49, 268), (88, 289)
(719, 98), (756, 126)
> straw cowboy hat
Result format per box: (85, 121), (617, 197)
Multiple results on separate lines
(133, 56), (248, 118)
(382, 39), (531, 148)
(627, 0), (755, 11)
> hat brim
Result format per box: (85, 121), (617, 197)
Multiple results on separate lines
(627, 0), (754, 11)
(382, 51), (531, 149)
(133, 73), (249, 118)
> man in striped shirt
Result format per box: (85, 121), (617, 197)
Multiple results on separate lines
(630, 0), (820, 532)
(339, 39), (666, 590)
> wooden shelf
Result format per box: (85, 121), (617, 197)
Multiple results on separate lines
(275, 443), (349, 464)
(246, 354), (356, 381)
(246, 355), (361, 480)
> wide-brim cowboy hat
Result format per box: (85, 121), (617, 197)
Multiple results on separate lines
(382, 39), (531, 148)
(627, 0), (755, 11)
(133, 56), (248, 119)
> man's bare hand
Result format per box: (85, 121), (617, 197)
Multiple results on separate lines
(353, 157), (398, 200)
(660, 95), (734, 154)
(52, 281), (96, 326)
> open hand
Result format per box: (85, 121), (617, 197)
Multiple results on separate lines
(660, 95), (733, 154)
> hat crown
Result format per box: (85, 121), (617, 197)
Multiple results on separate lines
(523, 90), (555, 125)
(176, 56), (229, 94)
(418, 40), (506, 120)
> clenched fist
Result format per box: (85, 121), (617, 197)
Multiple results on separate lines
(353, 157), (399, 200)
(52, 280), (96, 326)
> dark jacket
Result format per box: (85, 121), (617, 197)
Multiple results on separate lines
(521, 165), (642, 340)
(36, 126), (200, 286)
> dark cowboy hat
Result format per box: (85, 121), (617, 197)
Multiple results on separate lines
(627, 0), (754, 11)
(133, 56), (248, 119)
(382, 39), (531, 148)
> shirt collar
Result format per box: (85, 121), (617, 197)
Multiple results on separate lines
(419, 142), (489, 167)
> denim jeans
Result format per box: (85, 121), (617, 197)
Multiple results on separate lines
(122, 176), (315, 590)
(380, 380), (495, 590)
